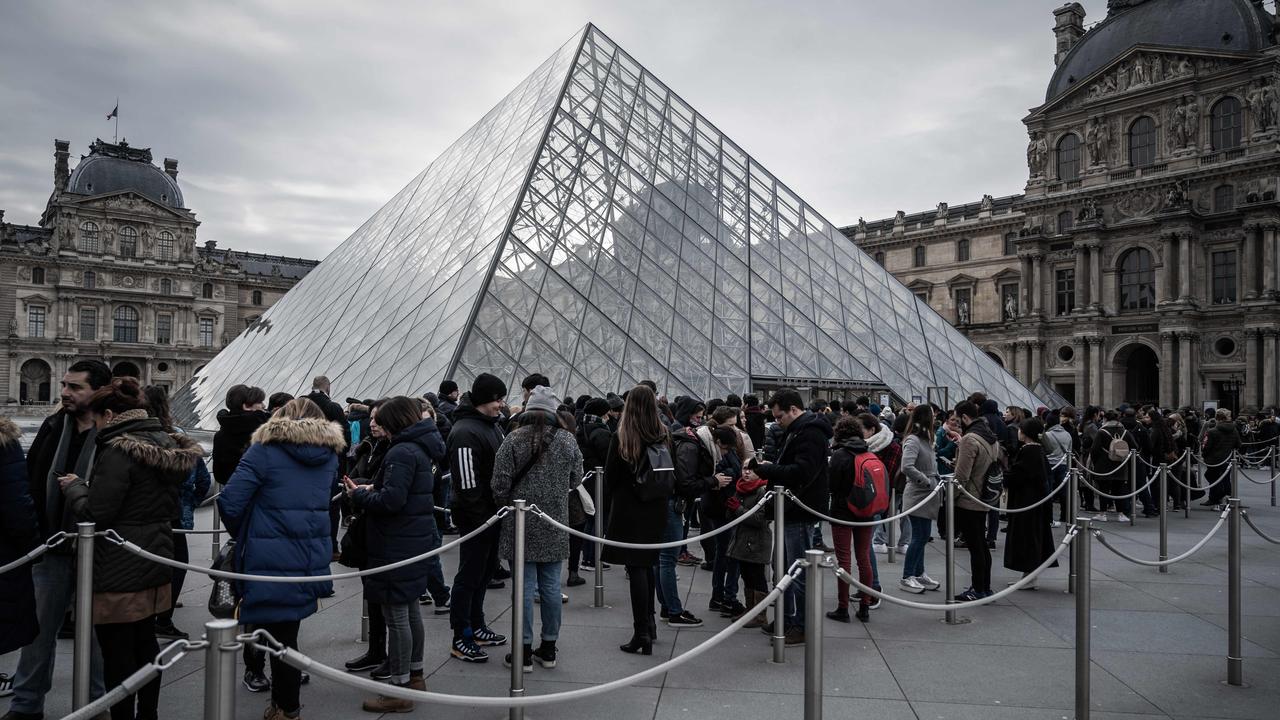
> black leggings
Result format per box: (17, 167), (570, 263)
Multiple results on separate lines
(259, 620), (302, 713)
(626, 565), (655, 636)
(96, 617), (161, 720)
(955, 508), (992, 593)
(738, 562), (768, 594)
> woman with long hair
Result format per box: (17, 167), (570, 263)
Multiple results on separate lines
(603, 385), (670, 654)
(343, 396), (446, 713)
(61, 378), (204, 720)
(491, 388), (584, 671)
(899, 405), (942, 594)
(220, 397), (343, 720)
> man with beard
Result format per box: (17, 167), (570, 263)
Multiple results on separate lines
(5, 360), (110, 720)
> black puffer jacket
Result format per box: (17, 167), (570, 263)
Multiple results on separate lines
(354, 419), (446, 604)
(0, 417), (39, 654)
(211, 409), (270, 485)
(1202, 420), (1242, 466)
(755, 411), (832, 524)
(64, 411), (203, 594)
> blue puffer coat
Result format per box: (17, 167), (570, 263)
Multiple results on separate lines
(353, 418), (446, 604)
(218, 415), (344, 625)
(0, 417), (40, 654)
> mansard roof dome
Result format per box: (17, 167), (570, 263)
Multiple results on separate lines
(65, 139), (185, 208)
(1046, 0), (1274, 102)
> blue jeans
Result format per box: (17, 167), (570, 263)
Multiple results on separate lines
(522, 561), (562, 645)
(707, 516), (739, 603)
(903, 516), (932, 579)
(9, 553), (105, 714)
(782, 521), (812, 629)
(655, 502), (685, 615)
(383, 602), (424, 684)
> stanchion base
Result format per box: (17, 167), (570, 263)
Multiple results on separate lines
(1221, 680), (1250, 688)
(588, 604), (613, 610)
(941, 616), (972, 625)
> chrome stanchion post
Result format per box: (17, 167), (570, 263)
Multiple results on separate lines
(1158, 464), (1169, 575)
(510, 500), (527, 720)
(360, 599), (369, 643)
(72, 521), (95, 710)
(1068, 468), (1079, 594)
(803, 549), (824, 720)
(1184, 454), (1192, 520)
(1128, 450), (1137, 526)
(1075, 517), (1093, 720)
(943, 477), (967, 625)
(772, 489), (786, 664)
(593, 466), (605, 608)
(886, 487), (897, 564)
(1273, 439), (1279, 507)
(203, 618), (239, 720)
(1231, 453), (1240, 505)
(1227, 497), (1243, 687)
(210, 496), (221, 562)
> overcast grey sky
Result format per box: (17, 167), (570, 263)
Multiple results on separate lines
(0, 0), (1111, 259)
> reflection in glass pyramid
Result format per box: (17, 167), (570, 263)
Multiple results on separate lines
(174, 24), (1038, 429)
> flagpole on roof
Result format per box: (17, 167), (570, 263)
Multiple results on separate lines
(114, 97), (119, 142)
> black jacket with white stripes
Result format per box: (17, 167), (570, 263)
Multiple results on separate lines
(446, 396), (506, 529)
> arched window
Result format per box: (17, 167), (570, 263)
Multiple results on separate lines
(113, 305), (139, 343)
(156, 231), (175, 260)
(1056, 134), (1081, 181)
(118, 226), (137, 258)
(913, 245), (926, 267)
(1057, 210), (1074, 233)
(83, 271), (96, 289)
(251, 290), (263, 306)
(1215, 185), (1235, 212)
(202, 282), (214, 300)
(956, 238), (971, 262)
(1118, 248), (1156, 311)
(79, 222), (100, 253)
(160, 278), (172, 295)
(1211, 97), (1243, 151)
(1129, 117), (1156, 167)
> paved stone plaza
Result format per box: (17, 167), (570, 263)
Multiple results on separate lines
(5, 465), (1276, 720)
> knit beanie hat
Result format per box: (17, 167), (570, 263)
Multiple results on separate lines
(584, 397), (611, 416)
(439, 380), (459, 396)
(470, 373), (507, 405)
(525, 385), (560, 416)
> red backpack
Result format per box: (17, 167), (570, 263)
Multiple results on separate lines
(846, 450), (890, 520)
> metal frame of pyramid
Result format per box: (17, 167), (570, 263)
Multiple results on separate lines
(175, 24), (1039, 429)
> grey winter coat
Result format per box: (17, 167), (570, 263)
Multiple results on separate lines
(726, 485), (772, 565)
(493, 421), (584, 563)
(901, 434), (941, 520)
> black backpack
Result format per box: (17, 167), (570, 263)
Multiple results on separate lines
(671, 429), (715, 499)
(634, 442), (676, 501)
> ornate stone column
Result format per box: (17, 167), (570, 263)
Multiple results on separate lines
(1020, 256), (1034, 315)
(1179, 233), (1194, 303)
(1265, 224), (1279, 299)
(1088, 336), (1104, 406)
(1089, 242), (1103, 310)
(1008, 342), (1023, 383)
(1178, 331), (1198, 408)
(1032, 255), (1045, 315)
(1073, 244), (1089, 311)
(1160, 331), (1177, 408)
(1162, 232), (1179, 301)
(1030, 340), (1044, 384)
(1243, 227), (1259, 300)
(1244, 329), (1261, 410)
(1265, 330), (1278, 409)
(1073, 337), (1087, 403)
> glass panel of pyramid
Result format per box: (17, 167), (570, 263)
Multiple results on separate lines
(175, 24), (1038, 429)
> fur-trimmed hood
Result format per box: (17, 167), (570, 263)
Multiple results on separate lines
(251, 416), (346, 458)
(866, 424), (894, 453)
(0, 416), (19, 446)
(102, 420), (206, 475)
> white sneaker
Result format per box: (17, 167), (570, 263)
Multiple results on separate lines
(1050, 520), (1062, 528)
(896, 545), (908, 554)
(1116, 513), (1130, 523)
(899, 577), (926, 594)
(873, 543), (889, 554)
(915, 574), (941, 591)
(1092, 513), (1109, 522)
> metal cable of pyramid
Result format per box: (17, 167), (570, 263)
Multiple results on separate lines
(173, 24), (1040, 429)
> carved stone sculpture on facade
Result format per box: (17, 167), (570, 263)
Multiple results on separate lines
(1169, 95), (1199, 151)
(1086, 116), (1111, 166)
(1004, 294), (1018, 322)
(1247, 79), (1274, 133)
(1027, 131), (1049, 177)
(935, 202), (948, 221)
(1163, 179), (1189, 209)
(856, 217), (867, 234)
(957, 299), (970, 326)
(1078, 197), (1104, 224)
(980, 194), (993, 211)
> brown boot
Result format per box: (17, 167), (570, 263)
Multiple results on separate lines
(264, 701), (301, 720)
(742, 590), (768, 629)
(361, 685), (414, 714)
(407, 674), (426, 691)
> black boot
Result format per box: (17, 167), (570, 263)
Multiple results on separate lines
(620, 624), (653, 655)
(647, 617), (658, 642)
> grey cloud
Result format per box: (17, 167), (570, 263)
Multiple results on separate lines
(0, 0), (1109, 258)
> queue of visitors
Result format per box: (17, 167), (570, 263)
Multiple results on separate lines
(1, 357), (1276, 719)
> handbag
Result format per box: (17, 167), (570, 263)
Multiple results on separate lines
(338, 513), (368, 569)
(207, 539), (239, 619)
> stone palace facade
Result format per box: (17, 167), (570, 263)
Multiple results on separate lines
(0, 138), (317, 403)
(846, 0), (1280, 413)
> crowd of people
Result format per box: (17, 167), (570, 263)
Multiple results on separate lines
(1, 358), (1276, 719)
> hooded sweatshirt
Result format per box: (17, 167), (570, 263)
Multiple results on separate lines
(954, 417), (1000, 512)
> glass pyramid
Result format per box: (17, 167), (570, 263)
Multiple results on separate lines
(174, 25), (1038, 429)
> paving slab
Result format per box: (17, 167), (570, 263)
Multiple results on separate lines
(1091, 651), (1280, 720)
